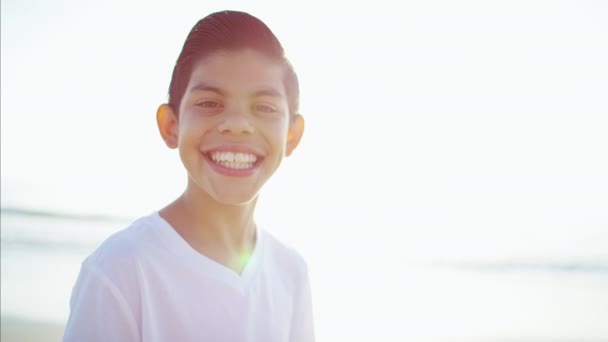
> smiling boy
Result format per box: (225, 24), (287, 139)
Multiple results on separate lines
(63, 11), (314, 342)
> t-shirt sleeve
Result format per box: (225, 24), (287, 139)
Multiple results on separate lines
(289, 262), (315, 342)
(63, 261), (140, 342)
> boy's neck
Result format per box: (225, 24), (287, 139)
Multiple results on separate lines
(159, 188), (258, 273)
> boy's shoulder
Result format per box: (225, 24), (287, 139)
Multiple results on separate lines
(83, 213), (160, 271)
(261, 229), (309, 274)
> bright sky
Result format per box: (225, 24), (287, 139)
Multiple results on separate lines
(2, 0), (608, 260)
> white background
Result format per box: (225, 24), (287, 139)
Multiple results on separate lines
(2, 0), (608, 340)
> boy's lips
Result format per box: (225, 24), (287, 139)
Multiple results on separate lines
(209, 151), (258, 169)
(202, 145), (264, 174)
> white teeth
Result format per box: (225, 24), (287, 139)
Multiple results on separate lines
(209, 151), (258, 169)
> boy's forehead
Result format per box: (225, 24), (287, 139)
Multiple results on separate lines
(187, 49), (287, 96)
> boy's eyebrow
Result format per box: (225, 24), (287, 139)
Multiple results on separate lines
(189, 82), (284, 98)
(252, 88), (284, 98)
(189, 83), (225, 96)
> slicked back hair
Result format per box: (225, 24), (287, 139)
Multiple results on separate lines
(168, 11), (299, 117)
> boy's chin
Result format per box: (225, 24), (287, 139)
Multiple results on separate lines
(209, 191), (260, 207)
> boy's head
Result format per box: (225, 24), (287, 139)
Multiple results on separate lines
(157, 10), (305, 206)
(168, 10), (299, 117)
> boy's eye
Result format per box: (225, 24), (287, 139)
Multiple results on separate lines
(196, 100), (223, 109)
(254, 103), (277, 113)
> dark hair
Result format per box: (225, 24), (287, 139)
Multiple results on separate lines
(168, 10), (299, 117)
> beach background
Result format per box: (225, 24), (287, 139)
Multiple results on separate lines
(2, 0), (607, 341)
(2, 208), (608, 341)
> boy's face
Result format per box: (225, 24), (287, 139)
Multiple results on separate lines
(157, 49), (304, 206)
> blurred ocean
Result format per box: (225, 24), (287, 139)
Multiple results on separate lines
(0, 208), (131, 323)
(2, 206), (607, 341)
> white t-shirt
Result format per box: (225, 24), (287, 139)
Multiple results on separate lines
(63, 212), (315, 342)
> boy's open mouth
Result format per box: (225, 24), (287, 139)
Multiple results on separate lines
(208, 151), (260, 170)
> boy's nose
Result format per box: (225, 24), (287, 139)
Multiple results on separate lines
(217, 108), (255, 135)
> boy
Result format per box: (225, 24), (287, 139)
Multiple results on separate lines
(63, 10), (314, 342)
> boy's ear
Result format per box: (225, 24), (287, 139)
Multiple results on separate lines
(156, 104), (179, 149)
(286, 114), (305, 157)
